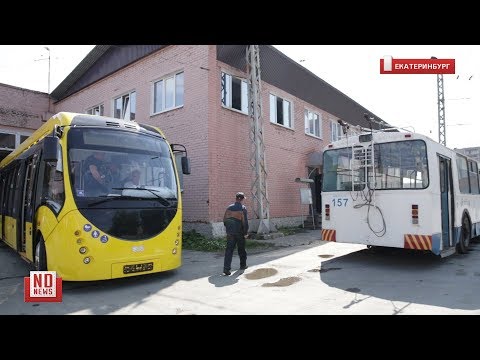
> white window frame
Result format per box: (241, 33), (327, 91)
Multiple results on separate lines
(151, 70), (184, 115)
(86, 103), (104, 116)
(304, 109), (322, 139)
(269, 93), (293, 129)
(0, 129), (33, 151)
(221, 71), (249, 115)
(331, 120), (344, 142)
(112, 90), (136, 121)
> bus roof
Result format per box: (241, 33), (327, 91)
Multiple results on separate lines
(0, 112), (166, 169)
(324, 130), (430, 150)
(324, 130), (480, 163)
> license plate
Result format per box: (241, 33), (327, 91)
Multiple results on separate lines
(123, 262), (154, 274)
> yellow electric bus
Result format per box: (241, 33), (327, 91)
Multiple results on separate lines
(0, 112), (190, 281)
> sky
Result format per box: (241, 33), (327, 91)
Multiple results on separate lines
(0, 45), (478, 150)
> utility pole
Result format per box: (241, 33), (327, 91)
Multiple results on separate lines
(246, 45), (274, 234)
(35, 47), (52, 119)
(436, 73), (446, 146)
(432, 57), (446, 146)
(45, 47), (51, 94)
(34, 47), (51, 94)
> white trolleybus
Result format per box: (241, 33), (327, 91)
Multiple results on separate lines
(321, 129), (480, 257)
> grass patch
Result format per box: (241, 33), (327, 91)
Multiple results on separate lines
(182, 230), (274, 252)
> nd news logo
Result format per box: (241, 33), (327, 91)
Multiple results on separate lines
(24, 271), (62, 303)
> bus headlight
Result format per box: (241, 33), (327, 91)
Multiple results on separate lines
(172, 248), (177, 254)
(79, 247), (88, 254)
(175, 240), (179, 245)
(83, 257), (91, 264)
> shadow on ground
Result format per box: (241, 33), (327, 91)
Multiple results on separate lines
(318, 239), (480, 311)
(0, 232), (326, 315)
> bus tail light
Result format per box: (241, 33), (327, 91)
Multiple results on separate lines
(412, 205), (418, 224)
(325, 204), (330, 220)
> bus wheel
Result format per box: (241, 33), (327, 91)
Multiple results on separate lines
(457, 216), (471, 254)
(35, 236), (47, 271)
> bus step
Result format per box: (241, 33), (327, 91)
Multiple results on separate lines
(440, 248), (456, 258)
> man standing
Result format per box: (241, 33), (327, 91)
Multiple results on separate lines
(223, 192), (249, 276)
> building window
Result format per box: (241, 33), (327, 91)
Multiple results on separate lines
(0, 131), (32, 151)
(331, 121), (343, 142)
(86, 104), (104, 116)
(153, 71), (184, 114)
(114, 91), (136, 121)
(0, 133), (16, 150)
(269, 94), (292, 128)
(0, 130), (32, 163)
(221, 72), (248, 114)
(305, 109), (321, 138)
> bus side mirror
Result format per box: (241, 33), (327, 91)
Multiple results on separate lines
(43, 136), (59, 163)
(181, 157), (191, 175)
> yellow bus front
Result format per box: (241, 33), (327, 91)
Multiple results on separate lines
(36, 116), (184, 281)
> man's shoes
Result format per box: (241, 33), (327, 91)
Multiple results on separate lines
(223, 270), (231, 276)
(240, 265), (248, 270)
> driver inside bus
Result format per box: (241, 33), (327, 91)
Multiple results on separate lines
(84, 151), (109, 196)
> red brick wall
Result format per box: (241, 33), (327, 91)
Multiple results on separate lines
(210, 61), (339, 225)
(52, 45), (341, 235)
(0, 83), (50, 130)
(53, 45), (211, 223)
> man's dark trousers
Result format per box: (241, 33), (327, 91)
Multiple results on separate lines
(224, 233), (247, 272)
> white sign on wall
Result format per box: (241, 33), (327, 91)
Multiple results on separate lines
(300, 188), (312, 205)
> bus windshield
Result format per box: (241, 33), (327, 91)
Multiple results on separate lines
(323, 139), (429, 192)
(67, 128), (178, 202)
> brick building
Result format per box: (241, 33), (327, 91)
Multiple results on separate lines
(0, 83), (54, 160)
(0, 45), (389, 236)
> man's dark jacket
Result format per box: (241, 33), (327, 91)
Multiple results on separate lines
(223, 202), (249, 235)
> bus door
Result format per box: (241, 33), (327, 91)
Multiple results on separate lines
(314, 173), (322, 215)
(19, 153), (39, 261)
(0, 174), (4, 239)
(2, 170), (12, 243)
(3, 164), (22, 249)
(438, 155), (454, 248)
(14, 161), (26, 253)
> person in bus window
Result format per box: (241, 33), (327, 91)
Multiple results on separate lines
(124, 169), (141, 188)
(108, 162), (122, 189)
(84, 151), (109, 196)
